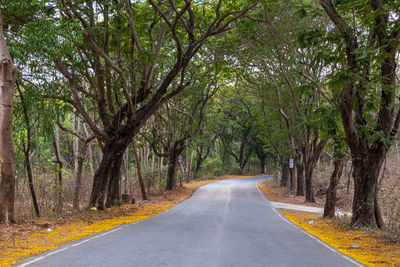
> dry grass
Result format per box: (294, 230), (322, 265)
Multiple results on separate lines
(258, 182), (400, 267)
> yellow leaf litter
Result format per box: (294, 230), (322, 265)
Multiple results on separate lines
(0, 175), (251, 266)
(0, 204), (175, 266)
(258, 182), (400, 267)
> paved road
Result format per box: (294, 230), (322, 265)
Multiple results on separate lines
(16, 176), (361, 267)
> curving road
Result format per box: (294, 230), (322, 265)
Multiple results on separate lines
(16, 176), (361, 267)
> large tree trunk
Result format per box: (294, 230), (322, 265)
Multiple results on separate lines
(166, 151), (178, 190)
(304, 164), (315, 202)
(106, 153), (124, 207)
(323, 159), (344, 218)
(296, 157), (304, 196)
(351, 151), (385, 228)
(89, 137), (131, 210)
(0, 11), (18, 224)
(280, 161), (289, 187)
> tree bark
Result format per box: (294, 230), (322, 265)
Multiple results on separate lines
(73, 139), (91, 210)
(323, 159), (344, 218)
(53, 131), (63, 214)
(259, 156), (266, 174)
(304, 164), (315, 202)
(304, 140), (326, 202)
(25, 150), (40, 217)
(72, 153), (84, 210)
(296, 158), (304, 196)
(89, 138), (131, 209)
(280, 161), (289, 187)
(289, 167), (295, 193)
(106, 153), (124, 207)
(123, 148), (129, 195)
(0, 10), (18, 224)
(72, 116), (80, 210)
(351, 153), (385, 228)
(132, 140), (147, 201)
(166, 151), (178, 190)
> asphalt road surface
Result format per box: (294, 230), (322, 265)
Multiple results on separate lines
(16, 176), (361, 267)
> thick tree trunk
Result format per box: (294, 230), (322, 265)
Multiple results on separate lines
(323, 159), (344, 218)
(166, 152), (178, 190)
(132, 140), (147, 200)
(0, 11), (18, 224)
(304, 164), (315, 202)
(296, 158), (304, 196)
(280, 161), (289, 187)
(351, 152), (385, 228)
(106, 153), (124, 207)
(89, 138), (130, 209)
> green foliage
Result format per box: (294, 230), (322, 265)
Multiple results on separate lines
(113, 199), (123, 206)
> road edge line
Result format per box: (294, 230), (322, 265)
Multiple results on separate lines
(255, 182), (364, 267)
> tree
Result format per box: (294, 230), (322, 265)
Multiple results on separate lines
(323, 138), (347, 218)
(38, 0), (258, 209)
(151, 71), (220, 190)
(0, 9), (18, 224)
(320, 0), (400, 228)
(15, 82), (40, 217)
(220, 1), (330, 199)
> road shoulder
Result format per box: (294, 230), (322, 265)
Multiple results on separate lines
(258, 180), (400, 266)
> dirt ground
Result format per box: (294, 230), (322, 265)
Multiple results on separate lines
(258, 179), (325, 208)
